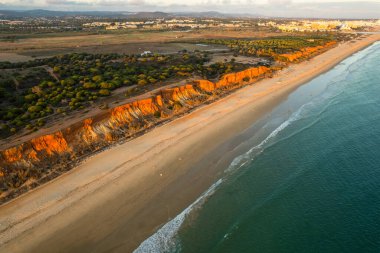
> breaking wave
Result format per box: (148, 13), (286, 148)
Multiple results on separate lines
(133, 179), (223, 253)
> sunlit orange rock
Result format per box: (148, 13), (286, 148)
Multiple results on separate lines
(156, 95), (163, 107)
(1, 146), (23, 163)
(27, 150), (39, 161)
(279, 41), (337, 62)
(216, 66), (270, 88)
(110, 103), (135, 126)
(196, 80), (215, 92)
(109, 97), (162, 128)
(133, 98), (160, 115)
(161, 84), (199, 103)
(31, 132), (69, 155)
(82, 118), (98, 143)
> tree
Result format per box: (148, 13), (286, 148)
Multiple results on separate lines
(31, 86), (43, 95)
(83, 82), (97, 89)
(98, 89), (110, 96)
(92, 75), (103, 82)
(24, 94), (38, 101)
(99, 82), (114, 89)
(28, 105), (42, 113)
(138, 79), (148, 86)
(148, 78), (157, 84)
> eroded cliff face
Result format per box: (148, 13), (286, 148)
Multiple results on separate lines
(0, 66), (271, 200)
(280, 41), (337, 62)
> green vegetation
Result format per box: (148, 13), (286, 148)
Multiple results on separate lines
(0, 51), (249, 137)
(205, 35), (335, 60)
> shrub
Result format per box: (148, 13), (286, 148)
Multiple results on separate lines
(148, 78), (157, 84)
(92, 75), (103, 82)
(45, 107), (53, 113)
(47, 81), (55, 87)
(83, 82), (97, 89)
(28, 105), (42, 113)
(99, 82), (114, 89)
(5, 111), (15, 120)
(24, 94), (38, 101)
(37, 119), (45, 127)
(0, 124), (9, 131)
(138, 79), (148, 86)
(15, 120), (24, 127)
(98, 89), (110, 96)
(36, 101), (46, 107)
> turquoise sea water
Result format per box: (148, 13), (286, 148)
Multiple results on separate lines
(135, 41), (380, 253)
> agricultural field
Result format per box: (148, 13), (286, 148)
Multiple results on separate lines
(0, 28), (280, 58)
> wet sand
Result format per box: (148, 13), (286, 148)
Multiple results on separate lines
(0, 33), (379, 253)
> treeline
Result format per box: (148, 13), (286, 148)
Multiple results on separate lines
(205, 35), (335, 61)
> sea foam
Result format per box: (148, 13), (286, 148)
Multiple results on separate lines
(133, 179), (223, 253)
(225, 102), (308, 174)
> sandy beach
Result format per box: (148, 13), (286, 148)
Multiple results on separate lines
(0, 33), (379, 253)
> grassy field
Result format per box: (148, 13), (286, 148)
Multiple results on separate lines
(0, 28), (282, 60)
(0, 53), (34, 63)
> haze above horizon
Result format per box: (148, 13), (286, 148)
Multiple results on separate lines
(0, 0), (380, 19)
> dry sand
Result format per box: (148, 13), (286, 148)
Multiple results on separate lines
(0, 33), (379, 253)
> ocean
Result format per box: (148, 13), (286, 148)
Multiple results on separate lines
(135, 41), (380, 253)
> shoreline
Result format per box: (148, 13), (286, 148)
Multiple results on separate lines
(0, 34), (379, 253)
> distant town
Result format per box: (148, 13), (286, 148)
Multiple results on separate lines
(1, 13), (379, 33)
(87, 19), (380, 32)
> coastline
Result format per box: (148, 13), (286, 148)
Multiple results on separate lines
(0, 34), (379, 253)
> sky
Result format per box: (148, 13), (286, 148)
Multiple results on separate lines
(0, 0), (379, 18)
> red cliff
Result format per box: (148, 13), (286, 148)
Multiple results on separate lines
(279, 41), (337, 62)
(0, 65), (271, 200)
